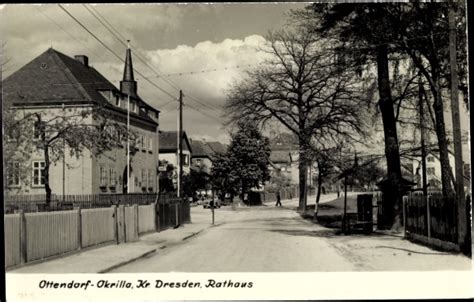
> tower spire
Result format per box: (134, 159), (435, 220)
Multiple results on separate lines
(120, 39), (137, 97)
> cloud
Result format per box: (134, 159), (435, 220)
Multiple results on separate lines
(145, 34), (268, 99)
(1, 3), (288, 141)
(90, 35), (270, 140)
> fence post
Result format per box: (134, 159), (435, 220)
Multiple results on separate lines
(402, 196), (407, 238)
(427, 195), (431, 240)
(155, 202), (160, 232)
(134, 204), (139, 239)
(19, 209), (27, 264)
(113, 205), (119, 244)
(175, 202), (179, 228)
(77, 206), (82, 250)
(123, 205), (127, 243)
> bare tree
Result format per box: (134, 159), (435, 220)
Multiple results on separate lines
(225, 26), (366, 212)
(4, 104), (137, 204)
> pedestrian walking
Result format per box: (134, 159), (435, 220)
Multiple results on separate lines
(275, 190), (282, 207)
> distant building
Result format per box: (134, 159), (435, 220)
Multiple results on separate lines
(159, 131), (192, 176)
(268, 132), (314, 187)
(4, 47), (160, 195)
(411, 149), (471, 192)
(189, 139), (227, 174)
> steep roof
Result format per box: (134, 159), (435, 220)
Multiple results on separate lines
(159, 131), (192, 153)
(269, 132), (299, 151)
(190, 139), (214, 158)
(4, 48), (114, 106)
(3, 48), (158, 124)
(206, 141), (227, 155)
(270, 150), (292, 164)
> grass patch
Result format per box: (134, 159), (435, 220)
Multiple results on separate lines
(302, 195), (359, 229)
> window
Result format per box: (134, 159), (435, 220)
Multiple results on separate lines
(463, 163), (471, 175)
(427, 167), (435, 175)
(141, 169), (147, 188)
(32, 161), (45, 187)
(99, 166), (108, 187)
(115, 96), (120, 107)
(148, 136), (153, 152)
(7, 162), (20, 187)
(427, 156), (435, 162)
(109, 168), (117, 188)
(181, 154), (189, 166)
(130, 101), (136, 114)
(148, 169), (153, 189)
(142, 136), (147, 151)
(135, 135), (141, 151)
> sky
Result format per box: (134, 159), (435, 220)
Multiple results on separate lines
(1, 3), (307, 143)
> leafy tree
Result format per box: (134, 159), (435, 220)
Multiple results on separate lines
(159, 163), (176, 193)
(211, 122), (271, 203)
(211, 153), (238, 202)
(269, 168), (292, 191)
(182, 165), (211, 198)
(225, 24), (366, 211)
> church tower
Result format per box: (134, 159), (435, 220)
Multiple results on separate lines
(120, 40), (137, 97)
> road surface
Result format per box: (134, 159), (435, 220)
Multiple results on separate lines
(111, 194), (471, 272)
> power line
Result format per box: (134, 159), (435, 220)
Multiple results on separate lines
(134, 63), (264, 80)
(34, 6), (105, 62)
(82, 1), (246, 113)
(185, 93), (223, 114)
(185, 102), (223, 123)
(85, 4), (229, 115)
(83, 4), (182, 92)
(57, 4), (177, 101)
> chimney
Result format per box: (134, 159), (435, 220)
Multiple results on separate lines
(74, 55), (89, 67)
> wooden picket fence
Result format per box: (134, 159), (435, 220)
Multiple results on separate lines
(403, 192), (461, 251)
(5, 196), (191, 269)
(4, 193), (159, 214)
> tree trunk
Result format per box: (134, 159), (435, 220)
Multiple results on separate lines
(314, 168), (323, 220)
(431, 69), (454, 197)
(376, 45), (402, 229)
(298, 151), (308, 213)
(44, 144), (52, 206)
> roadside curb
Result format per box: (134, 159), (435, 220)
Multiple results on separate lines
(182, 229), (205, 241)
(98, 248), (157, 274)
(181, 222), (225, 241)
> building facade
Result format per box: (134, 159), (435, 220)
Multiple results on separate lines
(4, 47), (160, 195)
(158, 131), (192, 176)
(412, 150), (470, 192)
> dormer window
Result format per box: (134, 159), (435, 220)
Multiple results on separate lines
(115, 95), (120, 107)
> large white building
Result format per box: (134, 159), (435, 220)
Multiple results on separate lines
(4, 47), (160, 195)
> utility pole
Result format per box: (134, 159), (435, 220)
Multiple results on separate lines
(178, 90), (184, 198)
(418, 74), (428, 197)
(448, 2), (467, 252)
(62, 103), (66, 202)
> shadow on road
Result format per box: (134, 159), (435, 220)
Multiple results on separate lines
(269, 229), (340, 238)
(374, 245), (454, 256)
